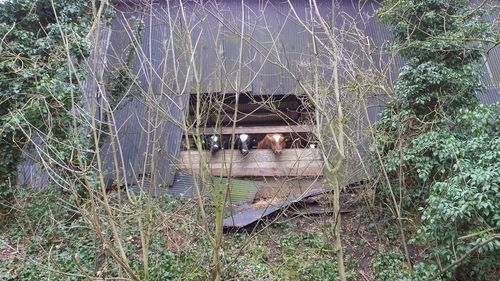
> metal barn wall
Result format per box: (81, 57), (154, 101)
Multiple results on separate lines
(16, 21), (113, 189)
(13, 0), (409, 189)
(109, 0), (401, 98)
(17, 0), (498, 189)
(101, 2), (188, 188)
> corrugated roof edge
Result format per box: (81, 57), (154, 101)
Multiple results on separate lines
(477, 85), (500, 105)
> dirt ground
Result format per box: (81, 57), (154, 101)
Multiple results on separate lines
(242, 178), (382, 280)
(1, 180), (389, 280)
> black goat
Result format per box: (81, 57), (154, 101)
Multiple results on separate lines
(203, 135), (223, 154)
(226, 134), (253, 156)
(236, 134), (251, 156)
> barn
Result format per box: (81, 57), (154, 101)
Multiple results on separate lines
(17, 0), (499, 206)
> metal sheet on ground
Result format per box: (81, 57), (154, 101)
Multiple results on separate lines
(223, 188), (328, 228)
(126, 173), (261, 203)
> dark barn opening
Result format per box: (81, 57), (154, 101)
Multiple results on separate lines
(183, 93), (317, 151)
(187, 93), (312, 127)
(179, 93), (321, 178)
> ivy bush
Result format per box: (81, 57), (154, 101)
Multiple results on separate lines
(375, 0), (499, 279)
(0, 0), (92, 214)
(414, 105), (500, 280)
(373, 249), (413, 281)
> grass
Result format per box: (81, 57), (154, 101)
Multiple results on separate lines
(0, 186), (404, 280)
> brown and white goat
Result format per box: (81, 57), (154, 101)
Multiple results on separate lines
(257, 133), (288, 155)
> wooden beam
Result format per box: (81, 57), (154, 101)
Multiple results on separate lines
(192, 125), (313, 135)
(179, 148), (322, 162)
(176, 148), (324, 177)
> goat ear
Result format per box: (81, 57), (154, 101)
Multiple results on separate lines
(283, 136), (289, 142)
(266, 134), (273, 140)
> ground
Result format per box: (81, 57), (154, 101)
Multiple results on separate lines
(0, 185), (411, 280)
(244, 181), (382, 280)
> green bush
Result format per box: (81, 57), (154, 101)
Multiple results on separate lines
(375, 0), (498, 279)
(373, 249), (411, 281)
(414, 105), (500, 280)
(0, 0), (92, 214)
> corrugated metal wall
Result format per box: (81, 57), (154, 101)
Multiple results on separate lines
(101, 2), (188, 188)
(18, 0), (498, 190)
(17, 20), (112, 189)
(483, 11), (500, 87)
